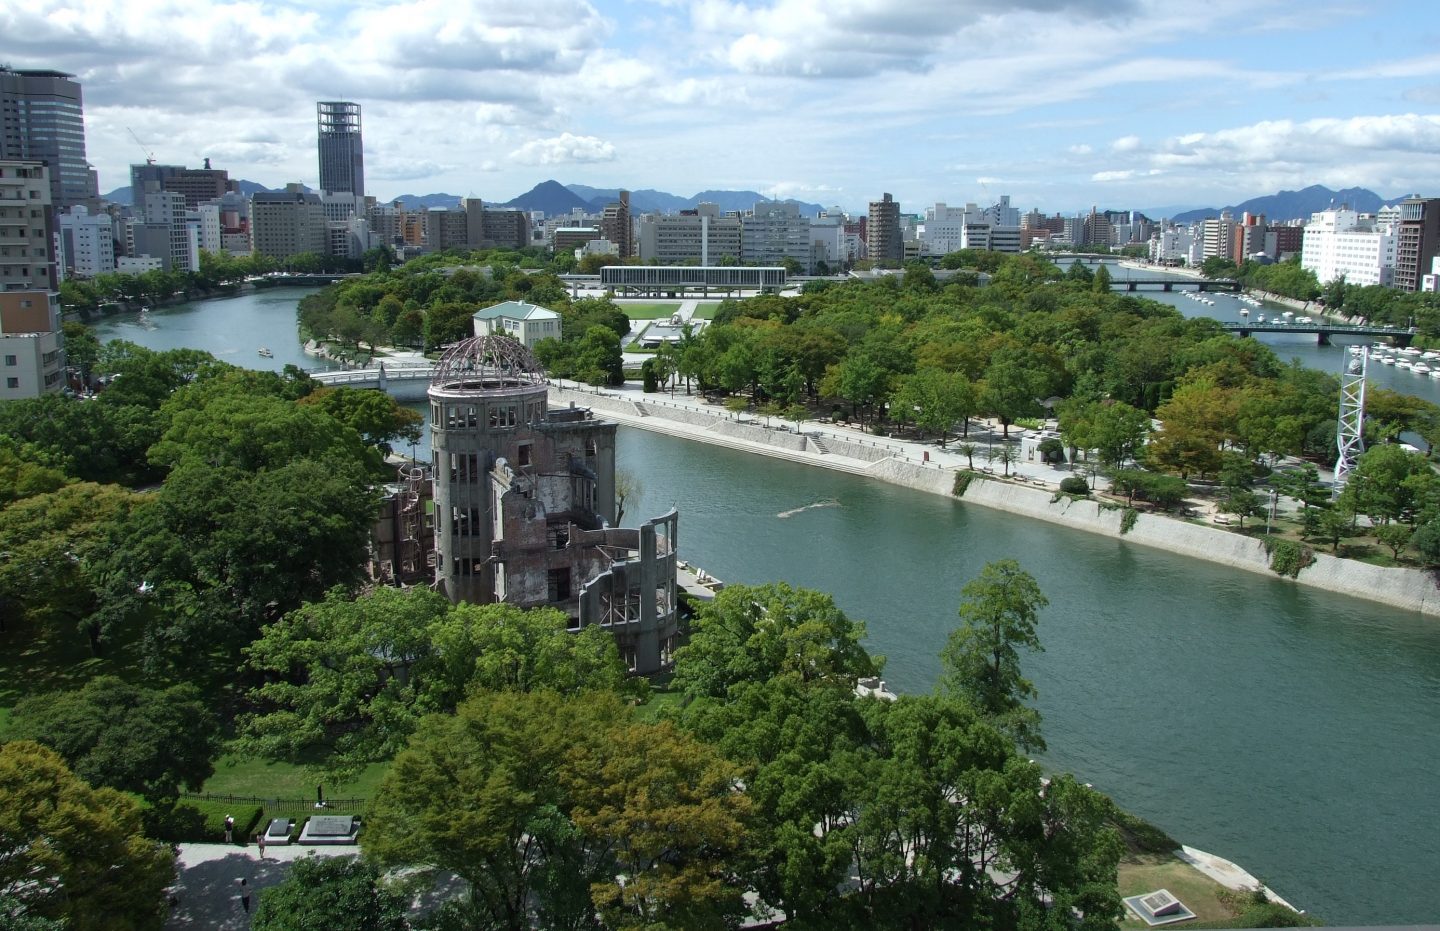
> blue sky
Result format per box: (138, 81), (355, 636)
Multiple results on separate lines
(6, 0), (1439, 215)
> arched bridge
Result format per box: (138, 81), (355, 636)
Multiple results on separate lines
(1221, 321), (1416, 346)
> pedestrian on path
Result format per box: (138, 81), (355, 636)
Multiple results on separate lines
(256, 832), (266, 859)
(239, 878), (250, 913)
(224, 814), (234, 843)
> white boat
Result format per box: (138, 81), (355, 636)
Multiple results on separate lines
(1397, 360), (1414, 370)
(1413, 363), (1432, 375)
(258, 347), (273, 357)
(1382, 356), (1396, 364)
(1429, 369), (1440, 379)
(1423, 351), (1439, 360)
(1348, 345), (1364, 354)
(1398, 347), (1422, 357)
(1240, 309), (1250, 318)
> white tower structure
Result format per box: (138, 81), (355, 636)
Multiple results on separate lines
(1334, 352), (1367, 491)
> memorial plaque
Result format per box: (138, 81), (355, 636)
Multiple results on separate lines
(307, 815), (356, 837)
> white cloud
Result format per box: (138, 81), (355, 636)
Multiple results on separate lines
(1068, 144), (1094, 155)
(509, 133), (617, 166)
(1111, 135), (1142, 153)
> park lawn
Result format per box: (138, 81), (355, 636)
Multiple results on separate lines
(202, 753), (390, 801)
(634, 687), (685, 723)
(618, 302), (683, 319)
(693, 302), (721, 319)
(1118, 853), (1236, 928)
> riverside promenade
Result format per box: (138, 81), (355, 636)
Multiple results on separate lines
(552, 379), (1440, 617)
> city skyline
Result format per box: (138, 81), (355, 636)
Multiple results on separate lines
(3, 0), (1439, 214)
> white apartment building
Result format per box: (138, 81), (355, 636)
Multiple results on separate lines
(1199, 214), (1235, 261)
(139, 187), (195, 272)
(58, 205), (114, 278)
(1150, 226), (1199, 265)
(1301, 208), (1396, 287)
(115, 255), (163, 273)
(192, 204), (223, 255)
(917, 201), (1021, 256)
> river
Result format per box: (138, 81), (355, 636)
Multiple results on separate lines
(81, 280), (1440, 925)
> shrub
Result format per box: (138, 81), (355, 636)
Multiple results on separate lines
(1058, 476), (1089, 495)
(1266, 538), (1315, 578)
(1120, 507), (1139, 535)
(953, 471), (976, 497)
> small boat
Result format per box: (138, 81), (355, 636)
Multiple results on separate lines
(258, 347), (273, 357)
(1398, 347), (1422, 357)
(1348, 345), (1364, 354)
(1429, 368), (1440, 379)
(1413, 363), (1432, 375)
(1397, 360), (1414, 370)
(1240, 309), (1250, 318)
(1381, 355), (1396, 364)
(1422, 351), (1439, 360)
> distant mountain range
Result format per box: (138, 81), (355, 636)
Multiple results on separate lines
(1169, 185), (1399, 223)
(494, 181), (825, 218)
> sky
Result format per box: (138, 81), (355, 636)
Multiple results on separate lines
(6, 0), (1440, 215)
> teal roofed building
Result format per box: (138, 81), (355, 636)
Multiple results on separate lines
(471, 300), (562, 349)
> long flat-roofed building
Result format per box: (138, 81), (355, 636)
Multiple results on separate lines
(600, 265), (786, 296)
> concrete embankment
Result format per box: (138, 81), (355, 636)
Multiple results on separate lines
(554, 386), (1440, 617)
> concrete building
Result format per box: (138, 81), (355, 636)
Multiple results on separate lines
(192, 204), (223, 255)
(1394, 197), (1440, 293)
(138, 186), (195, 272)
(637, 203), (742, 265)
(1422, 255), (1439, 293)
(115, 255), (163, 274)
(131, 161), (237, 210)
(599, 190), (633, 258)
(0, 68), (93, 210)
(554, 226), (602, 255)
(251, 186), (327, 261)
(476, 207), (530, 250)
(1150, 225), (1198, 266)
(317, 101), (364, 197)
(0, 290), (64, 400)
(427, 336), (679, 674)
(58, 204), (114, 277)
(1301, 208), (1397, 287)
(1199, 213), (1236, 261)
(600, 265), (786, 296)
(0, 161), (56, 292)
(471, 300), (562, 349)
(742, 200), (812, 271)
(867, 192), (902, 265)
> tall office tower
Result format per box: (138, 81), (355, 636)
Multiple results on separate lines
(317, 101), (365, 198)
(0, 68), (94, 209)
(867, 192), (902, 264)
(1394, 197), (1440, 293)
(599, 190), (633, 258)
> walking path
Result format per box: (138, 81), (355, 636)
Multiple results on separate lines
(1178, 845), (1303, 914)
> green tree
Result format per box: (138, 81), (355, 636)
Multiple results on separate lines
(365, 690), (628, 931)
(252, 856), (408, 931)
(565, 718), (751, 931)
(0, 742), (173, 931)
(981, 349), (1051, 438)
(297, 386), (423, 455)
(7, 677), (218, 803)
(1375, 523), (1414, 560)
(894, 368), (976, 446)
(940, 559), (1048, 752)
(673, 582), (882, 700)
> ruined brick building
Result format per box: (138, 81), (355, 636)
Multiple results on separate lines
(422, 335), (679, 675)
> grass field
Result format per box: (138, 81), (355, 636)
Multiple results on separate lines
(693, 302), (722, 319)
(1118, 854), (1236, 928)
(618, 302), (683, 319)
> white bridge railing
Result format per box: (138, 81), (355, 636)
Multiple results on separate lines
(311, 363), (435, 386)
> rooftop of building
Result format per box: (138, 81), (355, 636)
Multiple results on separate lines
(473, 300), (560, 321)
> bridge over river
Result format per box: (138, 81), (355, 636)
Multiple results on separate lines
(1221, 321), (1416, 346)
(311, 361), (435, 396)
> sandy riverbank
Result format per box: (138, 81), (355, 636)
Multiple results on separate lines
(553, 383), (1440, 617)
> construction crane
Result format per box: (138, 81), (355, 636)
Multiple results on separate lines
(127, 127), (155, 165)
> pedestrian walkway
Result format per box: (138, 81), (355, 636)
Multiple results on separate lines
(167, 842), (356, 930)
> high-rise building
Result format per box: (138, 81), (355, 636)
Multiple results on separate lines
(1394, 197), (1440, 293)
(1301, 208), (1396, 288)
(599, 190), (633, 258)
(59, 205), (115, 278)
(638, 204), (742, 265)
(867, 193), (902, 264)
(317, 101), (365, 197)
(741, 201), (812, 271)
(0, 68), (94, 210)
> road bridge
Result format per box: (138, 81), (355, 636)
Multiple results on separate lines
(310, 361), (436, 395)
(1221, 321), (1415, 346)
(1113, 278), (1240, 292)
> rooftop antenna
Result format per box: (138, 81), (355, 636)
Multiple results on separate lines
(127, 127), (155, 165)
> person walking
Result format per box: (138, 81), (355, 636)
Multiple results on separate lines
(256, 832), (266, 859)
(238, 878), (250, 914)
(223, 815), (234, 843)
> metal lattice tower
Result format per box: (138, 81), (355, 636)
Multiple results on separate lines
(1334, 351), (1367, 492)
